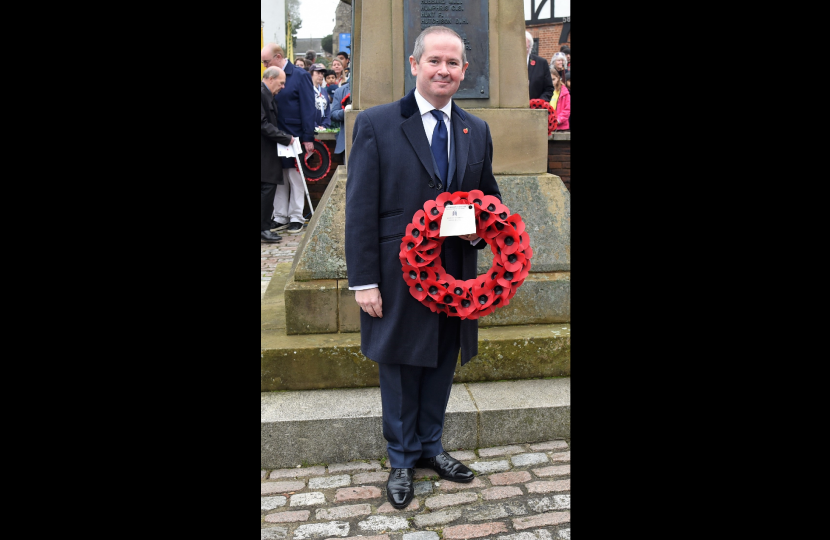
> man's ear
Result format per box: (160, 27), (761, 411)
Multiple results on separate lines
(410, 56), (418, 77)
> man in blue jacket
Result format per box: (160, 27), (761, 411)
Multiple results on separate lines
(261, 43), (316, 235)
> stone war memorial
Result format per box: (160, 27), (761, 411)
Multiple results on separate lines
(261, 0), (571, 470)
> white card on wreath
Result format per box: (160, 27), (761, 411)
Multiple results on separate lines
(440, 205), (477, 237)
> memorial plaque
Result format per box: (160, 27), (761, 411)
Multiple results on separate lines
(403, 0), (490, 99)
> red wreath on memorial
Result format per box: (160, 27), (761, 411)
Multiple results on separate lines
(530, 99), (558, 136)
(399, 190), (533, 320)
(294, 139), (332, 182)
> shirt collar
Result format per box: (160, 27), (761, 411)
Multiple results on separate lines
(414, 89), (452, 119)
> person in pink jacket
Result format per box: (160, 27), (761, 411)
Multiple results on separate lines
(549, 68), (570, 132)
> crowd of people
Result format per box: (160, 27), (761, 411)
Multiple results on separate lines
(261, 35), (569, 243)
(260, 44), (352, 243)
(526, 32), (570, 132)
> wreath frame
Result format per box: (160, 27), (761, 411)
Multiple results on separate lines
(399, 190), (533, 320)
(294, 139), (332, 182)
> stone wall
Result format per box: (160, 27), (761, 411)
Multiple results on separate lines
(548, 136), (570, 192)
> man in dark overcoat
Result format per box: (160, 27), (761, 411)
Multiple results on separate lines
(261, 67), (294, 243)
(526, 31), (554, 102)
(345, 26), (501, 509)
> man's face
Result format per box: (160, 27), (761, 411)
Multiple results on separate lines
(526, 38), (533, 56)
(266, 73), (286, 95)
(325, 74), (336, 85)
(337, 54), (348, 67)
(261, 48), (282, 68)
(410, 33), (468, 108)
(312, 70), (324, 86)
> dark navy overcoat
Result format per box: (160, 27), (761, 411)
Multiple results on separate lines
(345, 90), (501, 368)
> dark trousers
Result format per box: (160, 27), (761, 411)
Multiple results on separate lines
(261, 182), (278, 232)
(378, 313), (461, 468)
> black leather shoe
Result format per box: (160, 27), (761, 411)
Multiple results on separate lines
(386, 468), (415, 509)
(415, 451), (474, 483)
(261, 231), (283, 243)
(271, 221), (290, 231)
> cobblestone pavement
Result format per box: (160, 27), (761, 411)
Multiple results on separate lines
(262, 229), (307, 298)
(261, 441), (571, 540)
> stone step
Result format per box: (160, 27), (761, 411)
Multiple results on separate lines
(262, 263), (571, 392)
(261, 378), (570, 469)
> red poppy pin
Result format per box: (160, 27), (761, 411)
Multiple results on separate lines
(463, 128), (469, 134)
(531, 60), (536, 66)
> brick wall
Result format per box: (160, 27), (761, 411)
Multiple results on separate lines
(527, 23), (570, 65)
(548, 139), (570, 192)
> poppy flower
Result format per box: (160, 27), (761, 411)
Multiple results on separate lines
(404, 248), (430, 268)
(496, 226), (522, 256)
(424, 218), (442, 238)
(405, 223), (425, 240)
(401, 233), (423, 253)
(403, 266), (421, 287)
(424, 200), (444, 222)
(501, 250), (527, 273)
(409, 282), (429, 301)
(467, 190), (485, 208)
(412, 210), (427, 229)
(470, 280), (496, 310)
(436, 192), (456, 209)
(415, 244), (441, 263)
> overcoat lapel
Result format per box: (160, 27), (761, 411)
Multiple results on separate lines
(400, 91), (438, 183)
(451, 103), (471, 189)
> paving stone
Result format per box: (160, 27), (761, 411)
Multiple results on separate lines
(334, 486), (382, 502)
(532, 465), (570, 478)
(497, 530), (553, 540)
(525, 480), (570, 494)
(264, 511), (311, 524)
(489, 472), (532, 485)
(425, 492), (478, 510)
(548, 452), (571, 463)
(413, 509), (463, 528)
(262, 481), (306, 495)
(261, 496), (288, 510)
(529, 441), (569, 452)
(270, 467), (326, 479)
(414, 468), (438, 479)
(377, 499), (420, 513)
(557, 528), (570, 540)
(327, 461), (382, 474)
(449, 451), (477, 461)
(414, 481), (434, 496)
(290, 492), (327, 507)
(511, 453), (549, 467)
(293, 521), (350, 539)
(527, 495), (570, 513)
(262, 470), (267, 479)
(309, 475), (351, 489)
(357, 515), (410, 532)
(353, 472), (389, 485)
(261, 526), (289, 540)
(465, 502), (528, 522)
(404, 533), (440, 540)
(512, 511), (571, 530)
(436, 477), (486, 491)
(469, 461), (511, 474)
(482, 486), (523, 501)
(477, 445), (527, 458)
(443, 522), (508, 539)
(315, 504), (372, 521)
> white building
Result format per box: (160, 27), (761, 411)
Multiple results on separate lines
(261, 0), (287, 48)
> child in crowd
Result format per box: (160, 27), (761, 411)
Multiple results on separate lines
(325, 70), (338, 105)
(549, 68), (570, 132)
(310, 64), (331, 130)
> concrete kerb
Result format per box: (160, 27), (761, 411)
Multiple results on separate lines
(261, 378), (570, 469)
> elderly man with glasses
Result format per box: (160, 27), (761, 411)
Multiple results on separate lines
(260, 43), (315, 235)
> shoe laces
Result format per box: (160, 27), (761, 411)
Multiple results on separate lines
(395, 468), (407, 479)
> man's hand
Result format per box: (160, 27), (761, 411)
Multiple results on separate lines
(289, 137), (295, 146)
(303, 141), (315, 154)
(355, 288), (383, 318)
(459, 233), (479, 242)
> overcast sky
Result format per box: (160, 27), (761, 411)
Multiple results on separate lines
(297, 0), (342, 38)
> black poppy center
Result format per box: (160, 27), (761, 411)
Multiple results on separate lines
(479, 295), (489, 305)
(420, 217), (425, 226)
(504, 237), (514, 246)
(416, 284), (423, 292)
(429, 286), (439, 295)
(500, 212), (508, 220)
(415, 255), (424, 263)
(407, 243), (415, 251)
(480, 211), (490, 221)
(420, 271), (428, 280)
(474, 199), (483, 206)
(495, 222), (505, 231)
(508, 254), (518, 263)
(443, 295), (453, 303)
(429, 222), (439, 231)
(412, 230), (420, 238)
(487, 204), (496, 212)
(454, 288), (463, 295)
(431, 208), (440, 216)
(504, 271), (514, 281)
(494, 286), (503, 295)
(409, 271), (417, 280)
(461, 300), (471, 308)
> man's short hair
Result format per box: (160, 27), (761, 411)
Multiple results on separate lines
(560, 45), (571, 55)
(264, 43), (285, 57)
(412, 26), (467, 65)
(325, 70), (336, 78)
(525, 31), (533, 44)
(337, 51), (349, 60)
(263, 66), (284, 80)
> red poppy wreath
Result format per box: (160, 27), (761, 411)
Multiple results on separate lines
(399, 190), (533, 320)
